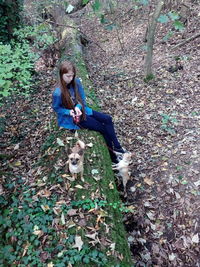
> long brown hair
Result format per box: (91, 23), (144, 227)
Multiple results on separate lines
(59, 61), (86, 120)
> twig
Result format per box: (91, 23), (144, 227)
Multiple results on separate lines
(171, 32), (200, 50)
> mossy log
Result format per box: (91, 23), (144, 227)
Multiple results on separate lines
(41, 6), (133, 267)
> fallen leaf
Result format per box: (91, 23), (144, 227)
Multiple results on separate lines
(56, 138), (65, 146)
(169, 253), (176, 261)
(144, 177), (154, 186)
(33, 225), (43, 237)
(66, 219), (76, 229)
(86, 142), (93, 147)
(66, 4), (74, 13)
(85, 232), (98, 240)
(166, 89), (174, 94)
(138, 238), (147, 244)
(78, 219), (87, 227)
(75, 131), (79, 138)
(91, 169), (99, 175)
(61, 212), (65, 225)
(22, 242), (30, 257)
(109, 182), (114, 189)
(191, 233), (199, 244)
(93, 175), (101, 181)
(146, 211), (155, 221)
(41, 205), (50, 212)
(194, 180), (200, 187)
(37, 189), (51, 198)
(0, 184), (4, 195)
(110, 243), (115, 251)
(130, 186), (136, 192)
(72, 235), (83, 251)
(53, 207), (60, 215)
(14, 143), (20, 150)
(14, 161), (21, 167)
(75, 184), (84, 189)
(67, 209), (77, 216)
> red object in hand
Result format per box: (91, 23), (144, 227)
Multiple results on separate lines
(74, 115), (80, 124)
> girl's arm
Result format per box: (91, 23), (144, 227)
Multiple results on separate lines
(52, 90), (71, 115)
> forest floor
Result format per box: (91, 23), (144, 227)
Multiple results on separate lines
(71, 1), (200, 266)
(0, 1), (200, 267)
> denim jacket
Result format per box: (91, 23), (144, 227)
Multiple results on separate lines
(52, 78), (93, 129)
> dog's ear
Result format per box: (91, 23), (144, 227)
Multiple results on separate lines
(78, 149), (84, 156)
(67, 147), (73, 155)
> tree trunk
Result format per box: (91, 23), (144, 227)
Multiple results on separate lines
(144, 0), (164, 78)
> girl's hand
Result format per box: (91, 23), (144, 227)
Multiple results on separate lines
(75, 107), (82, 116)
(70, 109), (75, 117)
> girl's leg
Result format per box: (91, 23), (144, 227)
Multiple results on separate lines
(91, 110), (123, 150)
(78, 115), (113, 150)
(78, 115), (117, 162)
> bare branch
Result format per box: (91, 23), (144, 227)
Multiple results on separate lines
(171, 32), (200, 50)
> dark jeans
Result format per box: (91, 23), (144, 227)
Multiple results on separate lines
(78, 110), (122, 160)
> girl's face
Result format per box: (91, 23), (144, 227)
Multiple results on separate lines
(62, 71), (74, 85)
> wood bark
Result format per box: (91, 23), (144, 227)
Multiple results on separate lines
(144, 0), (164, 78)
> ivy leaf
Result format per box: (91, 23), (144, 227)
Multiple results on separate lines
(168, 11), (179, 21)
(0, 89), (10, 97)
(157, 14), (170, 23)
(82, 0), (90, 4)
(173, 20), (185, 31)
(100, 14), (109, 24)
(92, 0), (101, 12)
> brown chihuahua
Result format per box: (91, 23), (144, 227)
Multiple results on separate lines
(67, 140), (85, 181)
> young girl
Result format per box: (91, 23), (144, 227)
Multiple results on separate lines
(52, 60), (125, 162)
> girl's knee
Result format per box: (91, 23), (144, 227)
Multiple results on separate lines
(105, 114), (112, 123)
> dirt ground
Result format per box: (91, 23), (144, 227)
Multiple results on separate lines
(71, 1), (200, 266)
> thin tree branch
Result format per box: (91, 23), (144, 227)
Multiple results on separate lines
(171, 32), (200, 50)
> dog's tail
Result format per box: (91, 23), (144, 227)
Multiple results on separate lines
(76, 140), (86, 150)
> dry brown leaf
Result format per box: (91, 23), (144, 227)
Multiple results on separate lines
(37, 189), (51, 198)
(67, 209), (77, 216)
(144, 177), (154, 186)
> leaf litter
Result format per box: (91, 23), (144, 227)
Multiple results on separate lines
(75, 0), (200, 265)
